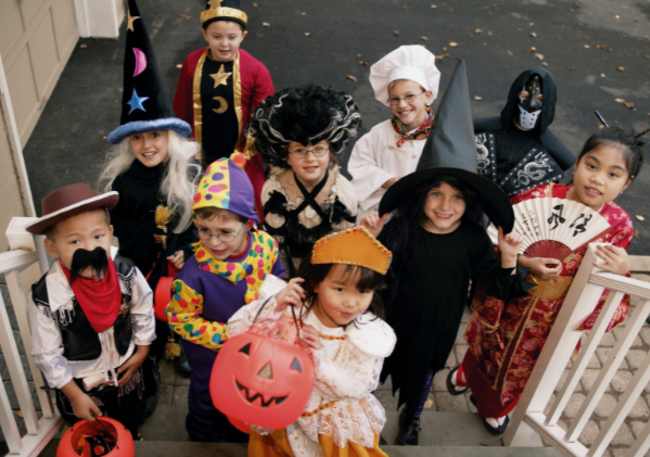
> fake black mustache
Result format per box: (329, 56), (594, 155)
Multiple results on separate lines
(70, 247), (109, 282)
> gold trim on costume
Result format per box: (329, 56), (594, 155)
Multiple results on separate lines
(524, 273), (574, 300)
(200, 7), (248, 25)
(213, 96), (228, 114)
(192, 49), (209, 162)
(233, 52), (243, 140)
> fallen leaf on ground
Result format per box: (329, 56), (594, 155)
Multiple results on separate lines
(615, 15), (620, 19)
(601, 73), (606, 77)
(474, 96), (483, 100)
(358, 61), (368, 65)
(176, 64), (183, 68)
(584, 44), (590, 49)
(449, 42), (458, 47)
(262, 22), (270, 26)
(615, 98), (625, 103)
(179, 14), (190, 20)
(475, 28), (483, 34)
(597, 44), (612, 51)
(443, 47), (448, 51)
(252, 2), (258, 6)
(529, 46), (537, 52)
(634, 230), (640, 238)
(446, 53), (451, 58)
(636, 215), (645, 221)
(431, 4), (437, 7)
(487, 31), (493, 36)
(436, 55), (444, 61)
(301, 12), (306, 15)
(421, 36), (428, 41)
(617, 66), (624, 71)
(530, 32), (537, 37)
(507, 50), (513, 55)
(542, 62), (549, 67)
(304, 32), (311, 36)
(567, 66), (574, 70)
(394, 30), (399, 36)
(624, 102), (635, 109)
(534, 53), (544, 60)
(574, 2), (580, 7)
(345, 75), (357, 82)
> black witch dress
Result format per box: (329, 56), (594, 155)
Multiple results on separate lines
(379, 222), (519, 411)
(261, 167), (358, 277)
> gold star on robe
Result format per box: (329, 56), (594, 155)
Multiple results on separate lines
(210, 65), (232, 89)
(127, 10), (140, 32)
(207, 0), (222, 8)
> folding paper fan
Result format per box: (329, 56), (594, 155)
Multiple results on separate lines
(487, 197), (612, 260)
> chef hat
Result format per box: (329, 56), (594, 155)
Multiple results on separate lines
(369, 45), (441, 106)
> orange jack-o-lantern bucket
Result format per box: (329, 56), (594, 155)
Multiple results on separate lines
(227, 415), (251, 434)
(210, 332), (314, 429)
(56, 417), (134, 457)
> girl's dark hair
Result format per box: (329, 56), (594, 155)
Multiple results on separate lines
(381, 176), (486, 308)
(578, 127), (645, 180)
(296, 260), (386, 322)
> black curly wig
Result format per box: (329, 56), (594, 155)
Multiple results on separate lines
(247, 85), (362, 169)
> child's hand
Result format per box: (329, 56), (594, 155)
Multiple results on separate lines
(115, 345), (149, 387)
(275, 278), (305, 312)
(594, 244), (630, 276)
(61, 381), (101, 422)
(167, 251), (185, 270)
(360, 213), (389, 238)
(299, 324), (323, 351)
(519, 256), (562, 280)
(153, 234), (166, 245)
(497, 227), (523, 269)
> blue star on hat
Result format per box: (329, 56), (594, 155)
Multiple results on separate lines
(127, 89), (149, 114)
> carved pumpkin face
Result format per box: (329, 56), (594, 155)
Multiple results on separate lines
(56, 417), (135, 457)
(210, 332), (314, 429)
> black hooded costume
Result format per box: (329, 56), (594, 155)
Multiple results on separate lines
(474, 67), (574, 197)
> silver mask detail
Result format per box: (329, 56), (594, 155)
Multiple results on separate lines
(518, 105), (541, 130)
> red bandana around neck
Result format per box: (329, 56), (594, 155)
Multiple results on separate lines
(391, 106), (434, 148)
(60, 258), (122, 334)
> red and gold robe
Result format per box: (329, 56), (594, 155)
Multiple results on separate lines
(462, 183), (634, 418)
(173, 47), (274, 222)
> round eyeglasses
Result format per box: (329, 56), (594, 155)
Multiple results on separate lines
(196, 222), (246, 243)
(388, 91), (426, 106)
(287, 146), (330, 158)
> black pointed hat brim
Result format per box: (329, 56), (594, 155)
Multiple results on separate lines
(378, 167), (515, 233)
(107, 118), (191, 144)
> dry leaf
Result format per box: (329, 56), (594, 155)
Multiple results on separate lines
(542, 62), (549, 67)
(394, 30), (400, 36)
(449, 42), (458, 47)
(530, 32), (537, 37)
(446, 53), (451, 58)
(475, 28), (483, 34)
(252, 2), (258, 6)
(534, 53), (544, 60)
(176, 64), (183, 69)
(487, 31), (493, 36)
(435, 55), (444, 61)
(80, 44), (87, 49)
(301, 12), (306, 15)
(304, 32), (311, 36)
(601, 73), (606, 77)
(584, 44), (590, 49)
(597, 44), (612, 51)
(507, 50), (513, 55)
(474, 96), (483, 101)
(634, 18), (638, 22)
(529, 46), (537, 52)
(615, 14), (620, 19)
(617, 66), (624, 71)
(574, 1), (580, 6)
(358, 61), (368, 65)
(615, 98), (625, 103)
(345, 75), (357, 82)
(636, 215), (645, 221)
(431, 4), (437, 7)
(634, 230), (640, 238)
(262, 22), (270, 26)
(421, 36), (428, 41)
(624, 101), (635, 109)
(443, 47), (448, 51)
(179, 14), (191, 20)
(567, 66), (574, 70)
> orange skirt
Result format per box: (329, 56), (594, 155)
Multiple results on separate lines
(248, 428), (388, 457)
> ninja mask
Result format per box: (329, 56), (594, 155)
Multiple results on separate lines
(517, 74), (543, 129)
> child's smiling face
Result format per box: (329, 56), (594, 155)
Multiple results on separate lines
(285, 140), (331, 186)
(44, 209), (113, 279)
(129, 130), (169, 167)
(421, 181), (466, 234)
(202, 21), (247, 62)
(312, 265), (374, 328)
(195, 213), (249, 260)
(388, 79), (433, 131)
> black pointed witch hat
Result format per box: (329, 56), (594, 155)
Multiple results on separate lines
(379, 59), (515, 232)
(201, 0), (248, 29)
(107, 0), (191, 144)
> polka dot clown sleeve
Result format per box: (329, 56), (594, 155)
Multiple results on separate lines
(165, 278), (228, 350)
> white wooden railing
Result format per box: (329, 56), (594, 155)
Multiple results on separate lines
(505, 244), (650, 457)
(1, 218), (63, 456)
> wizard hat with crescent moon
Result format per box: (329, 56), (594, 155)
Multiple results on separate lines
(379, 59), (515, 232)
(202, 0), (248, 29)
(107, 0), (191, 144)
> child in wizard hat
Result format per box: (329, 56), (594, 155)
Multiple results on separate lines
(173, 0), (274, 222)
(166, 153), (286, 442)
(99, 0), (202, 377)
(361, 60), (525, 446)
(26, 184), (158, 438)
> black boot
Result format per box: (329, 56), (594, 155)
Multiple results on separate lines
(173, 344), (191, 378)
(396, 408), (420, 446)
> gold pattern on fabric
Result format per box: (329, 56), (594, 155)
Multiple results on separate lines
(233, 52), (243, 139)
(127, 10), (140, 32)
(210, 64), (232, 88)
(213, 96), (228, 114)
(200, 7), (248, 25)
(207, 0), (222, 8)
(524, 273), (574, 300)
(192, 49), (209, 162)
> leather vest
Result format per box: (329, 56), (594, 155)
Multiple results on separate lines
(32, 256), (134, 361)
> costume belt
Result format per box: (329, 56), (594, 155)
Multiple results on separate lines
(524, 273), (574, 300)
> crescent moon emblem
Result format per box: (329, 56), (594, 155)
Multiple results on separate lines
(213, 96), (228, 114)
(133, 48), (147, 77)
